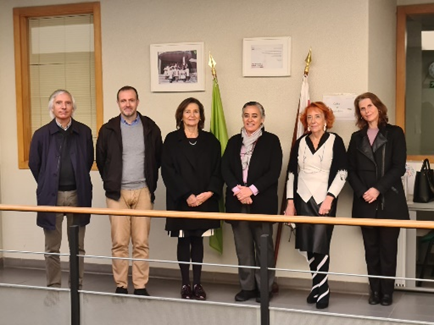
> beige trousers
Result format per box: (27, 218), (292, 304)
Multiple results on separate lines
(107, 187), (152, 289)
(44, 190), (86, 288)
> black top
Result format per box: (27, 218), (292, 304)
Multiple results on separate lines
(57, 126), (76, 191)
(162, 128), (222, 231)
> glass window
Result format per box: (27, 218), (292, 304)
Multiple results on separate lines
(13, 3), (103, 169)
(397, 4), (434, 161)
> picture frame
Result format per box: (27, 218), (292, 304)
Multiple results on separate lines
(150, 42), (205, 92)
(243, 37), (291, 77)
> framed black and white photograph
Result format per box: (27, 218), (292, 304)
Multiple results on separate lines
(243, 37), (291, 77)
(150, 42), (205, 92)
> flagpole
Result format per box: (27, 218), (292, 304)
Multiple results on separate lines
(273, 49), (312, 293)
(209, 52), (217, 81)
(208, 52), (228, 254)
(291, 49), (311, 144)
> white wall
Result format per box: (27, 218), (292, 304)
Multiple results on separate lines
(0, 0), (410, 284)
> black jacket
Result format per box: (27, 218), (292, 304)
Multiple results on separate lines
(29, 119), (94, 230)
(96, 112), (162, 202)
(162, 129), (222, 231)
(222, 130), (283, 223)
(347, 124), (409, 220)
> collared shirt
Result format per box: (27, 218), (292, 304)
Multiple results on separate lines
(120, 114), (140, 126)
(55, 118), (72, 130)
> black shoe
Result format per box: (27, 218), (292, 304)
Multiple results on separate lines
(115, 287), (128, 294)
(181, 284), (192, 299)
(255, 291), (273, 303)
(134, 288), (150, 296)
(193, 284), (206, 300)
(316, 300), (329, 309)
(315, 292), (330, 309)
(381, 294), (393, 306)
(235, 289), (257, 302)
(306, 290), (318, 304)
(368, 291), (381, 305)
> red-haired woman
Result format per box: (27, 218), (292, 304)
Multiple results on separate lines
(284, 101), (347, 309)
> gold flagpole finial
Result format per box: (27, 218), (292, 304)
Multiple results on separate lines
(208, 52), (217, 80)
(304, 48), (312, 76)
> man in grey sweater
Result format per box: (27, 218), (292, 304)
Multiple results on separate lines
(96, 86), (162, 295)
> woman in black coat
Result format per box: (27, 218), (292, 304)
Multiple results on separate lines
(162, 97), (222, 301)
(222, 101), (282, 303)
(348, 92), (409, 306)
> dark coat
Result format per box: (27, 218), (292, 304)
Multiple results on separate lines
(162, 129), (222, 231)
(96, 112), (162, 202)
(28, 119), (94, 230)
(347, 124), (409, 220)
(222, 130), (283, 223)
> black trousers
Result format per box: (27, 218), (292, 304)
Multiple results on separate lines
(231, 221), (275, 292)
(361, 226), (400, 295)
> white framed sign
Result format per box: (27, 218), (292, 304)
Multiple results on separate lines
(323, 93), (356, 120)
(243, 37), (291, 77)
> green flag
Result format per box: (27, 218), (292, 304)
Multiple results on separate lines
(209, 77), (228, 254)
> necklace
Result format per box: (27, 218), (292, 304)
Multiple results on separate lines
(189, 141), (197, 146)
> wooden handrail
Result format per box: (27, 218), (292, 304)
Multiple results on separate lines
(0, 204), (433, 230)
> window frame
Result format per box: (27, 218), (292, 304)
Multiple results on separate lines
(13, 2), (103, 169)
(396, 3), (434, 162)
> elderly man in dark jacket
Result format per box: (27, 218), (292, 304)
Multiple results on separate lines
(29, 89), (93, 288)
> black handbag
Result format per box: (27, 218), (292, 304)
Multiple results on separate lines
(413, 159), (434, 203)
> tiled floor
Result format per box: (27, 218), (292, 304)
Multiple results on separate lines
(1, 266), (434, 324)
